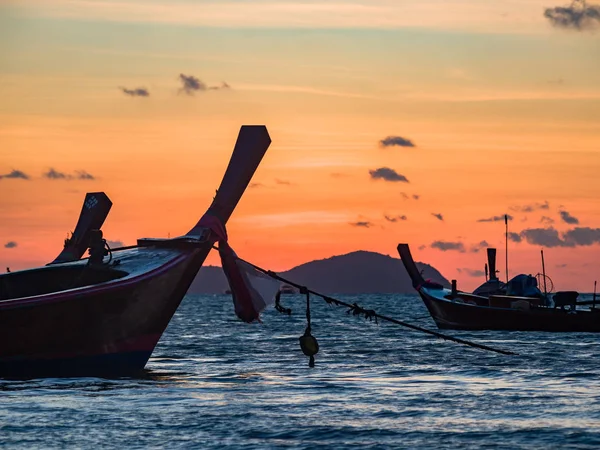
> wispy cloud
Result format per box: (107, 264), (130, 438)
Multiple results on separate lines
(4, 241), (17, 249)
(540, 216), (555, 224)
(379, 135), (415, 148)
(469, 240), (489, 253)
(0, 169), (29, 180)
(431, 240), (465, 252)
(178, 73), (206, 95)
(508, 232), (522, 243)
(275, 178), (292, 185)
(120, 86), (149, 97)
(517, 226), (600, 247)
(208, 81), (231, 90)
(459, 268), (486, 277)
(369, 167), (409, 183)
(44, 168), (96, 180)
(544, 0), (600, 30)
(15, 1), (557, 34)
(477, 214), (513, 223)
(249, 182), (265, 189)
(431, 213), (444, 222)
(384, 215), (407, 223)
(559, 210), (580, 224)
(510, 201), (550, 213)
(238, 211), (351, 228)
(349, 221), (373, 228)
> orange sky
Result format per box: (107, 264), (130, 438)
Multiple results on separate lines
(1, 1), (599, 291)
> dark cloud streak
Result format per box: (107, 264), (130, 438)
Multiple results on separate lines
(544, 0), (600, 30)
(120, 87), (149, 97)
(379, 135), (415, 148)
(0, 169), (29, 180)
(431, 240), (465, 252)
(559, 210), (579, 224)
(369, 167), (409, 183)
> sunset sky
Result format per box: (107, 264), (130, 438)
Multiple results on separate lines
(1, 0), (599, 290)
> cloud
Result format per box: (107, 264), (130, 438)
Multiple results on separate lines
(379, 135), (415, 148)
(563, 227), (600, 246)
(477, 214), (513, 223)
(369, 167), (409, 183)
(508, 232), (522, 243)
(106, 240), (124, 248)
(469, 240), (490, 253)
(520, 227), (565, 247)
(540, 216), (555, 224)
(120, 87), (150, 97)
(349, 221), (373, 228)
(43, 169), (96, 180)
(556, 263), (568, 268)
(512, 226), (600, 247)
(544, 0), (600, 30)
(330, 172), (349, 178)
(249, 182), (264, 189)
(384, 215), (407, 223)
(559, 210), (580, 224)
(431, 213), (444, 221)
(431, 240), (465, 252)
(44, 168), (68, 179)
(461, 268), (486, 277)
(178, 73), (207, 95)
(275, 178), (292, 185)
(4, 241), (17, 249)
(413, 194), (420, 200)
(0, 169), (30, 180)
(418, 245), (426, 250)
(510, 201), (550, 213)
(208, 81), (231, 90)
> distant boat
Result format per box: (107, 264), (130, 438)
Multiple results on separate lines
(397, 243), (600, 332)
(279, 284), (296, 294)
(0, 125), (271, 378)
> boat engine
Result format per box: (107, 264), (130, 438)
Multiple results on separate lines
(88, 229), (109, 265)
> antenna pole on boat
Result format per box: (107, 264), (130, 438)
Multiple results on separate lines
(594, 280), (597, 310)
(485, 263), (488, 281)
(541, 249), (548, 296)
(505, 214), (509, 283)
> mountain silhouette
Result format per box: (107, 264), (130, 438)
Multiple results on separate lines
(188, 250), (448, 294)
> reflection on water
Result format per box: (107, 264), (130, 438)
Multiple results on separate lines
(2, 293), (600, 448)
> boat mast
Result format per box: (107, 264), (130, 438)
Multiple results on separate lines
(541, 249), (548, 296)
(505, 214), (509, 283)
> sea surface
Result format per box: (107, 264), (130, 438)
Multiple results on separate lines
(2, 293), (600, 449)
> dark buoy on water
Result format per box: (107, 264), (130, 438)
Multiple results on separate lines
(299, 327), (319, 367)
(299, 287), (318, 367)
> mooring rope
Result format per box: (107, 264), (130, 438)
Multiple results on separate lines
(218, 247), (518, 356)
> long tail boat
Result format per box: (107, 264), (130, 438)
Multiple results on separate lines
(397, 243), (600, 332)
(0, 125), (271, 378)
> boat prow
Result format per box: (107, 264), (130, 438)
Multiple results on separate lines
(0, 125), (272, 378)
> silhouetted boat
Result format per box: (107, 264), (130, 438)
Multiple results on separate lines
(0, 126), (271, 378)
(49, 192), (113, 265)
(279, 284), (296, 294)
(397, 243), (600, 332)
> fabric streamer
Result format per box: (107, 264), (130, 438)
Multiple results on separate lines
(199, 213), (280, 323)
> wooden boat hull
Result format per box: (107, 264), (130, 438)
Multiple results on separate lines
(0, 248), (208, 378)
(419, 287), (600, 332)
